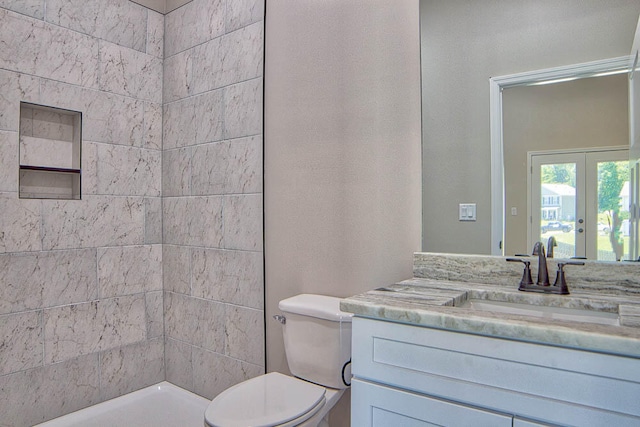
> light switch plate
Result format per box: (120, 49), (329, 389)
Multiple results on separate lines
(459, 203), (476, 221)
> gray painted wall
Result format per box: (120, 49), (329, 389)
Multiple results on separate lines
(421, 0), (640, 254)
(264, 0), (422, 424)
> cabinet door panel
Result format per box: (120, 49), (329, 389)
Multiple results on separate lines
(351, 379), (512, 427)
(372, 408), (439, 427)
(352, 317), (640, 425)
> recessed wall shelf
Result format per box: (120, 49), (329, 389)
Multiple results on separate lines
(19, 102), (82, 200)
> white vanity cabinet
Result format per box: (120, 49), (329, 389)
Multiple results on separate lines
(351, 317), (640, 426)
(352, 379), (512, 426)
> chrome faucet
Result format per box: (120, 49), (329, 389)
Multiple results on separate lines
(546, 236), (557, 258)
(532, 242), (550, 286)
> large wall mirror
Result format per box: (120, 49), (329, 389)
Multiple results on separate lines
(420, 0), (640, 262)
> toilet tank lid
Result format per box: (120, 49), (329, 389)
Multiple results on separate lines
(279, 294), (353, 322)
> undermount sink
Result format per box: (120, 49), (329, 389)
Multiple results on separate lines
(458, 298), (620, 326)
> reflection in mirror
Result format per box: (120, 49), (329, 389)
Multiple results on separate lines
(501, 72), (629, 259)
(420, 0), (640, 258)
(490, 57), (635, 260)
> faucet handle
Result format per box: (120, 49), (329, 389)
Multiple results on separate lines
(507, 258), (534, 289)
(553, 261), (584, 295)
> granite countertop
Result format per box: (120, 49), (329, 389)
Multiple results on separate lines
(341, 277), (640, 358)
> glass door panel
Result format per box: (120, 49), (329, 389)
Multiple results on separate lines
(531, 154), (583, 258)
(592, 158), (630, 261)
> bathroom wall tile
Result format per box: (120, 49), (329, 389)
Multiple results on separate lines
(44, 294), (147, 364)
(99, 43), (163, 103)
(100, 338), (164, 401)
(164, 292), (226, 352)
(226, 135), (262, 194)
(193, 90), (227, 145)
(45, 0), (147, 52)
(225, 305), (264, 365)
(224, 194), (263, 251)
(192, 348), (263, 400)
(145, 290), (164, 338)
(190, 135), (261, 197)
(163, 245), (191, 295)
(224, 78), (263, 139)
(41, 80), (145, 147)
(192, 248), (263, 309)
(0, 354), (100, 426)
(189, 36), (223, 93)
(163, 99), (195, 150)
(42, 196), (145, 250)
(20, 135), (74, 169)
(143, 102), (162, 150)
(24, 105), (74, 141)
(98, 245), (162, 298)
(163, 196), (224, 247)
(163, 147), (191, 197)
(163, 89), (224, 149)
(80, 140), (98, 195)
(0, 70), (40, 132)
(191, 141), (226, 195)
(0, 191), (16, 198)
(0, 131), (18, 193)
(0, 310), (42, 375)
(144, 197), (162, 244)
(0, 8), (99, 88)
(226, 0), (264, 33)
(0, 198), (41, 253)
(163, 49), (193, 104)
(164, 0), (224, 58)
(192, 22), (263, 94)
(165, 337), (193, 391)
(0, 0), (45, 19)
(97, 144), (161, 197)
(146, 9), (164, 59)
(0, 248), (97, 314)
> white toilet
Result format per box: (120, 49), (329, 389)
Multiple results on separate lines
(204, 294), (353, 427)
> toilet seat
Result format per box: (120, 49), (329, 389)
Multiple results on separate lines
(204, 372), (326, 427)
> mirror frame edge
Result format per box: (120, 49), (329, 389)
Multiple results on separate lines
(489, 56), (631, 256)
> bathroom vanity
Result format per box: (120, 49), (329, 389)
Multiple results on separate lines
(342, 253), (640, 426)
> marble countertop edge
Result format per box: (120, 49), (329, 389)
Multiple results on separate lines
(341, 279), (640, 359)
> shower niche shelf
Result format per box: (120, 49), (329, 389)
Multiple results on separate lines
(19, 102), (82, 200)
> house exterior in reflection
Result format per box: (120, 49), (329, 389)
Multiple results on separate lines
(541, 183), (576, 221)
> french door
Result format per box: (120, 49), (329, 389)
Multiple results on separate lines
(530, 148), (629, 260)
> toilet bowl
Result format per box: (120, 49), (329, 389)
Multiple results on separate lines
(204, 372), (344, 427)
(204, 294), (352, 427)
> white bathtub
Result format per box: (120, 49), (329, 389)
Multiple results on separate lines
(35, 382), (210, 427)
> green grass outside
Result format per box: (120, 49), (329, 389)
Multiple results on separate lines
(542, 229), (630, 260)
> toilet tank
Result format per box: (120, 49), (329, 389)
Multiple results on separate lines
(278, 294), (353, 390)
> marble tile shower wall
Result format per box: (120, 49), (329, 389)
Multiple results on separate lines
(0, 1), (164, 425)
(162, 0), (265, 400)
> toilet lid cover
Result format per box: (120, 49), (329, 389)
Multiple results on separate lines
(205, 372), (326, 427)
